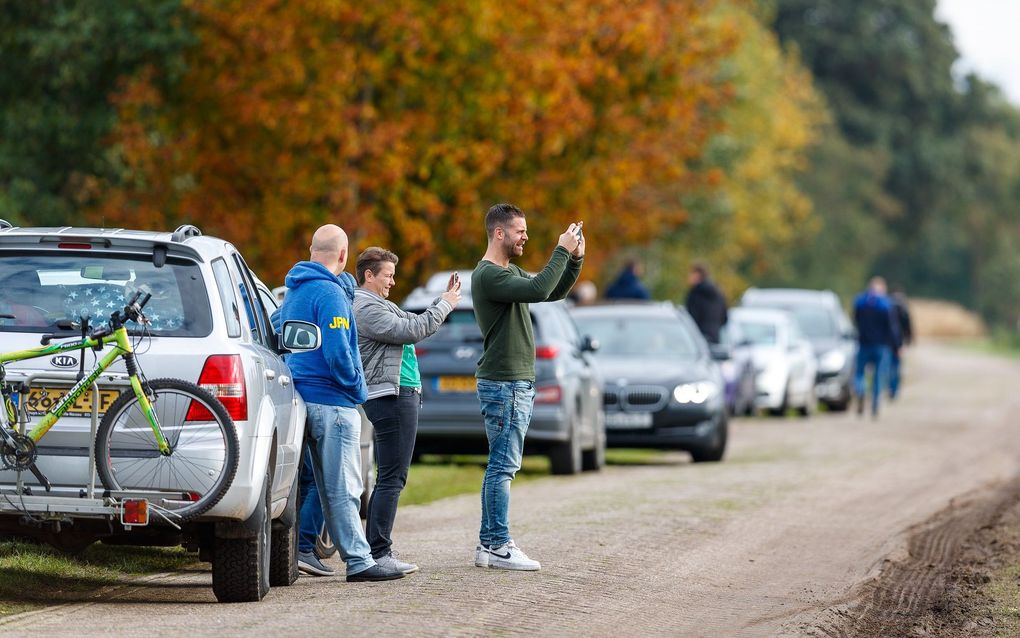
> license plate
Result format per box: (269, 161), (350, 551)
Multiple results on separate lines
(436, 376), (477, 393)
(25, 387), (120, 417)
(605, 412), (653, 429)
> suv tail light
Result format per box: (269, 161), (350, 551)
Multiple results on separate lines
(534, 384), (562, 404)
(186, 354), (247, 422)
(535, 345), (560, 360)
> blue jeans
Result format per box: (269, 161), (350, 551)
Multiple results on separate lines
(888, 349), (902, 399)
(304, 403), (374, 575)
(854, 344), (890, 414)
(297, 446), (323, 554)
(477, 379), (535, 548)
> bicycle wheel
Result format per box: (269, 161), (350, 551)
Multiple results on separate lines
(95, 378), (239, 522)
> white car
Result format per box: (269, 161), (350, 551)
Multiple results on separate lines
(0, 222), (308, 602)
(728, 307), (817, 416)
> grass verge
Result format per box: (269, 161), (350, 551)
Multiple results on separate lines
(0, 540), (192, 617)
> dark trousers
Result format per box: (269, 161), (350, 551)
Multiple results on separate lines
(362, 387), (420, 559)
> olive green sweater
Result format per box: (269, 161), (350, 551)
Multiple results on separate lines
(471, 246), (583, 381)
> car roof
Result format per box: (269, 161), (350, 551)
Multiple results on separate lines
(729, 306), (792, 324)
(0, 222), (218, 262)
(740, 287), (841, 307)
(568, 301), (680, 319)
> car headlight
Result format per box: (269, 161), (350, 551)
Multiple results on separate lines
(673, 382), (718, 404)
(819, 350), (846, 373)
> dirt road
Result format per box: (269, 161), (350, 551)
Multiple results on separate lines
(1, 343), (1018, 637)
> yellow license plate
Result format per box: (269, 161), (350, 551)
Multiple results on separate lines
(437, 376), (477, 393)
(26, 387), (121, 417)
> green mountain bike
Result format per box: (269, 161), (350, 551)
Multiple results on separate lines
(0, 292), (239, 521)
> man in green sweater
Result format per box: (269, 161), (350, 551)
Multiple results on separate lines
(471, 203), (584, 571)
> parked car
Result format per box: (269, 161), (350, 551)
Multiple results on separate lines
(739, 288), (855, 411)
(727, 306), (817, 417)
(568, 302), (728, 462)
(0, 222), (306, 602)
(717, 322), (758, 416)
(402, 270), (605, 475)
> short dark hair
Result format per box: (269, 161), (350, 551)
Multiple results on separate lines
(485, 203), (525, 239)
(691, 261), (709, 278)
(356, 247), (399, 285)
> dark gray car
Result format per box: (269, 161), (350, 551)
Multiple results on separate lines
(739, 288), (855, 411)
(569, 302), (728, 462)
(402, 271), (605, 475)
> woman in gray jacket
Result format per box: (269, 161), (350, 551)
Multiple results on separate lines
(353, 247), (461, 575)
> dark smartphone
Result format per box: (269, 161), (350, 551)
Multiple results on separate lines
(452, 271), (460, 286)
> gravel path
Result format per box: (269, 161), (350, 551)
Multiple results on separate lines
(1, 343), (1018, 638)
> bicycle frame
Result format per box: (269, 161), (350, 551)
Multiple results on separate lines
(0, 326), (170, 454)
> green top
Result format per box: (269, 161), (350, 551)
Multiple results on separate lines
(399, 343), (421, 389)
(471, 246), (583, 381)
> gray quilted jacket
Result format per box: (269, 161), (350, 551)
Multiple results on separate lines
(353, 288), (453, 399)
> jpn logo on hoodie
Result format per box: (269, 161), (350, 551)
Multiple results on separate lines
(328, 316), (350, 330)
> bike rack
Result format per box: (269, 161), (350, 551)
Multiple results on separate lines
(0, 370), (148, 525)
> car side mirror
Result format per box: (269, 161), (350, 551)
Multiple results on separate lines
(282, 320), (321, 352)
(580, 335), (600, 353)
(709, 343), (732, 361)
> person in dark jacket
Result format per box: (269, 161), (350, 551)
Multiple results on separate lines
(888, 286), (913, 400)
(852, 276), (900, 417)
(605, 259), (651, 300)
(684, 262), (728, 344)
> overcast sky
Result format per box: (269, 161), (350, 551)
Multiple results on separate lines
(936, 0), (1020, 104)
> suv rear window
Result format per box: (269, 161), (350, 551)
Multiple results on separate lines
(0, 253), (212, 337)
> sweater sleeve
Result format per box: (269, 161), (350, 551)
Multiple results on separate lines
(480, 247), (571, 303)
(546, 255), (583, 301)
(355, 294), (453, 345)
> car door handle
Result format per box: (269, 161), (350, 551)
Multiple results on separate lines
(278, 375), (291, 386)
(264, 369), (276, 381)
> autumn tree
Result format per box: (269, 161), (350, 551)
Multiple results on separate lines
(91, 0), (737, 292)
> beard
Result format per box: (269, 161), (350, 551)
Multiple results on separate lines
(504, 238), (524, 259)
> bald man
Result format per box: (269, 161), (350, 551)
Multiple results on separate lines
(273, 224), (404, 582)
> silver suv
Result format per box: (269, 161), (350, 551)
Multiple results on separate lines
(0, 222), (305, 602)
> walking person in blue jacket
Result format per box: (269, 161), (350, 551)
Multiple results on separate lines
(273, 224), (404, 582)
(852, 277), (900, 418)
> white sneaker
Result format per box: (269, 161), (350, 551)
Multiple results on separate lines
(485, 540), (541, 571)
(474, 544), (489, 568)
(376, 552), (419, 575)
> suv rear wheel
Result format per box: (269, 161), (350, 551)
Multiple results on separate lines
(212, 470), (271, 602)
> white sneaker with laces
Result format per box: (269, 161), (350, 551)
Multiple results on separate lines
(485, 540), (540, 571)
(474, 544), (489, 568)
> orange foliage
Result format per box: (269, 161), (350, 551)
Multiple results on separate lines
(91, 0), (737, 292)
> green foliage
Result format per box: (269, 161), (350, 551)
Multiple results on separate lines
(0, 0), (193, 226)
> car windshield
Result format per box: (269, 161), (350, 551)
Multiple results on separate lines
(572, 316), (699, 359)
(732, 320), (777, 346)
(0, 253), (213, 336)
(785, 306), (837, 338)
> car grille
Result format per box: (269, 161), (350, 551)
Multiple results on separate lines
(603, 385), (669, 412)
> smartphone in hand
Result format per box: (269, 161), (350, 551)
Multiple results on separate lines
(575, 222), (584, 240)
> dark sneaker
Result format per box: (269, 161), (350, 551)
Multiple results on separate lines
(298, 550), (335, 577)
(346, 563), (406, 582)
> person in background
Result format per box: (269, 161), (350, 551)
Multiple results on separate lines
(852, 276), (900, 418)
(685, 261), (728, 344)
(471, 203), (584, 571)
(604, 259), (650, 300)
(273, 224), (404, 582)
(888, 286), (913, 400)
(353, 247), (461, 575)
(567, 280), (598, 306)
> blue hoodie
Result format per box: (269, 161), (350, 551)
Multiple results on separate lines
(271, 261), (367, 407)
(853, 291), (900, 348)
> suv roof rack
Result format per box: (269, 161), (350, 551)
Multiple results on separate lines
(0, 219), (13, 230)
(171, 224), (202, 242)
